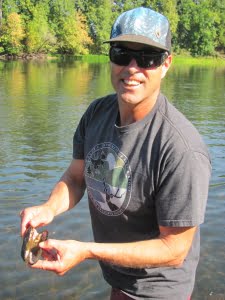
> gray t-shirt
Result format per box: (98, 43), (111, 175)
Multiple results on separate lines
(73, 93), (211, 299)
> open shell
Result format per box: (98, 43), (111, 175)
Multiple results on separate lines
(21, 226), (48, 265)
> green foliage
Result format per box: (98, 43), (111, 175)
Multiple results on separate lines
(177, 0), (218, 56)
(25, 3), (56, 53)
(212, 0), (225, 52)
(85, 0), (115, 54)
(117, 0), (145, 11)
(2, 0), (18, 17)
(173, 54), (225, 66)
(160, 0), (179, 38)
(48, 0), (93, 54)
(0, 12), (25, 55)
(0, 0), (224, 56)
(56, 11), (93, 54)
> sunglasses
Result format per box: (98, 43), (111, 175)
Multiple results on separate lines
(109, 47), (168, 69)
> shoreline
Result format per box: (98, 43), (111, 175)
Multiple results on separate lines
(172, 54), (225, 66)
(0, 53), (225, 66)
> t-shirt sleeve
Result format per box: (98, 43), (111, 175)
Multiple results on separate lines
(155, 150), (211, 227)
(73, 116), (85, 159)
(73, 102), (95, 160)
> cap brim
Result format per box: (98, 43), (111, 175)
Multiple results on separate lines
(104, 34), (169, 52)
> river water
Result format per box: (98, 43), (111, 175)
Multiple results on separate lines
(0, 59), (225, 299)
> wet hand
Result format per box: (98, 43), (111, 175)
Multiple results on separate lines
(20, 205), (55, 237)
(30, 239), (89, 276)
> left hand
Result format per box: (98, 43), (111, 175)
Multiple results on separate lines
(30, 239), (89, 276)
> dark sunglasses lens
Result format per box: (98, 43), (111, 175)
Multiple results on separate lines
(109, 48), (131, 66)
(138, 55), (163, 68)
(110, 47), (166, 68)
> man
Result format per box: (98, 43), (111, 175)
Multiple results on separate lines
(20, 7), (211, 300)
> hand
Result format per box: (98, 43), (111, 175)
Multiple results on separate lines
(20, 205), (55, 237)
(30, 239), (89, 275)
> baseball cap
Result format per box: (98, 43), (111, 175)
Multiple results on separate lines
(105, 7), (171, 53)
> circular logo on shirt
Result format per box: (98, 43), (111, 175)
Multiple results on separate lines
(85, 142), (132, 216)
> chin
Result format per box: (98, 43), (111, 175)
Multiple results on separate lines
(120, 93), (142, 105)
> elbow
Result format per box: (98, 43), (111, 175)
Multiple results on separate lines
(168, 256), (185, 267)
(161, 240), (189, 267)
(167, 245), (190, 267)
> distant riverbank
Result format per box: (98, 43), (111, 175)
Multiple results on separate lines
(49, 53), (225, 66)
(172, 54), (225, 66)
(1, 53), (225, 66)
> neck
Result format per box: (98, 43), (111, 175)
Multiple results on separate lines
(118, 93), (159, 126)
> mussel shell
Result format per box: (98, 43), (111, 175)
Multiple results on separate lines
(21, 226), (48, 265)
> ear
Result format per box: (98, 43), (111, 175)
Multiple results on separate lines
(161, 54), (172, 79)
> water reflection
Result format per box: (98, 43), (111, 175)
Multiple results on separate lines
(0, 59), (224, 299)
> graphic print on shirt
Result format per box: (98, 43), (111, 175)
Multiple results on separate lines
(85, 142), (132, 216)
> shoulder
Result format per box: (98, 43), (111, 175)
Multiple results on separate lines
(82, 94), (118, 127)
(156, 94), (210, 160)
(87, 93), (117, 114)
(76, 93), (118, 136)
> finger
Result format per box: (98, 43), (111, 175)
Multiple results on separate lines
(39, 239), (63, 253)
(42, 249), (58, 261)
(20, 210), (45, 237)
(57, 271), (67, 276)
(29, 217), (45, 229)
(39, 240), (64, 259)
(20, 210), (32, 237)
(30, 259), (61, 273)
(29, 210), (46, 228)
(30, 211), (53, 230)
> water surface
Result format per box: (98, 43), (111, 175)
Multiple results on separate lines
(0, 59), (224, 299)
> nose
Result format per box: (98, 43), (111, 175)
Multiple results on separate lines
(126, 58), (139, 69)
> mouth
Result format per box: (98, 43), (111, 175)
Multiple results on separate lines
(122, 79), (142, 87)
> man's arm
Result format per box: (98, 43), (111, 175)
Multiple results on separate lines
(44, 159), (86, 216)
(86, 225), (197, 268)
(31, 225), (196, 275)
(20, 159), (86, 236)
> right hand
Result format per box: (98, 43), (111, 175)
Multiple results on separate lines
(20, 205), (55, 237)
(30, 239), (89, 275)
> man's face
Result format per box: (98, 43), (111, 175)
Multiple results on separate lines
(110, 42), (172, 108)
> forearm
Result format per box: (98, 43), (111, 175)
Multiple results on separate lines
(30, 227), (196, 275)
(44, 161), (86, 216)
(85, 227), (196, 269)
(44, 178), (83, 216)
(31, 238), (180, 275)
(86, 240), (180, 268)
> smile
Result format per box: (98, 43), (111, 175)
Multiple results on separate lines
(123, 79), (141, 86)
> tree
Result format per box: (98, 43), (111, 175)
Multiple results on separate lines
(85, 0), (115, 54)
(210, 0), (225, 52)
(25, 2), (56, 53)
(177, 0), (218, 55)
(0, 0), (224, 56)
(1, 0), (18, 18)
(0, 0), (2, 26)
(56, 10), (93, 54)
(116, 0), (145, 11)
(0, 12), (25, 55)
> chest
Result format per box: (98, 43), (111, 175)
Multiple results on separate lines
(84, 119), (161, 218)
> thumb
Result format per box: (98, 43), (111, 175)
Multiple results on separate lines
(29, 218), (41, 228)
(39, 239), (62, 252)
(30, 214), (50, 228)
(30, 215), (50, 228)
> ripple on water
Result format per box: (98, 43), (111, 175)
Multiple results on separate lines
(1, 61), (225, 299)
